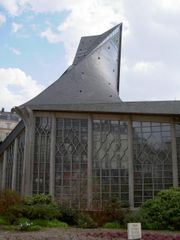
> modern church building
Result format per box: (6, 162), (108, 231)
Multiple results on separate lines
(0, 24), (180, 209)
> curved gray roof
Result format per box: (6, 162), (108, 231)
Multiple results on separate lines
(18, 24), (180, 116)
(20, 24), (122, 109)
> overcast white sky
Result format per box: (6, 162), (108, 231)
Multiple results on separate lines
(0, 0), (180, 110)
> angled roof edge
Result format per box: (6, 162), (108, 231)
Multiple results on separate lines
(22, 100), (180, 116)
(0, 120), (25, 155)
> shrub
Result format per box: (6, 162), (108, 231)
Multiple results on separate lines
(18, 218), (33, 231)
(17, 218), (42, 231)
(103, 221), (121, 229)
(104, 199), (127, 225)
(77, 213), (97, 228)
(24, 194), (52, 205)
(22, 194), (60, 220)
(22, 204), (60, 220)
(0, 189), (22, 214)
(4, 194), (61, 224)
(125, 209), (142, 223)
(124, 208), (154, 229)
(6, 203), (60, 223)
(86, 211), (108, 227)
(58, 206), (78, 225)
(133, 188), (180, 230)
(5, 204), (25, 224)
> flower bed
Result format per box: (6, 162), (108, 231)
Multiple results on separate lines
(0, 228), (179, 240)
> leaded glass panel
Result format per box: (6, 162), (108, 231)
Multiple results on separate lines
(5, 143), (14, 188)
(0, 158), (3, 189)
(93, 120), (128, 210)
(16, 131), (25, 193)
(33, 117), (51, 194)
(133, 122), (173, 207)
(55, 118), (88, 209)
(175, 124), (180, 185)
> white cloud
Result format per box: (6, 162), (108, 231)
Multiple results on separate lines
(1, 0), (128, 64)
(9, 47), (21, 55)
(0, 0), (28, 16)
(1, 0), (180, 103)
(0, 0), (87, 15)
(0, 13), (6, 26)
(41, 28), (61, 43)
(0, 68), (44, 110)
(132, 62), (158, 73)
(157, 0), (180, 12)
(12, 22), (23, 33)
(120, 61), (180, 101)
(40, 0), (127, 64)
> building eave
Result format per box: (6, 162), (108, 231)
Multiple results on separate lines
(18, 100), (180, 116)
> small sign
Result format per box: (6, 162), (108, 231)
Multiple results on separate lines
(128, 223), (142, 240)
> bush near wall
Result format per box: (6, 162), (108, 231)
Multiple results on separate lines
(3, 194), (127, 229)
(58, 206), (97, 228)
(5, 193), (60, 224)
(126, 188), (180, 231)
(76, 213), (97, 228)
(2, 189), (180, 231)
(85, 211), (108, 226)
(0, 189), (22, 214)
(58, 206), (78, 225)
(24, 194), (52, 205)
(104, 199), (128, 225)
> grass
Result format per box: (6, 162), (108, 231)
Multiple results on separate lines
(32, 219), (68, 228)
(0, 216), (9, 225)
(0, 217), (68, 232)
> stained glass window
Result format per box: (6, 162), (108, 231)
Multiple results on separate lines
(175, 124), (180, 185)
(55, 118), (88, 209)
(5, 143), (14, 189)
(16, 131), (25, 193)
(133, 122), (173, 206)
(92, 120), (128, 209)
(33, 117), (51, 194)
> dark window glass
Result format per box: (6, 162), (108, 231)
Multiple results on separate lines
(133, 121), (173, 207)
(55, 118), (88, 210)
(92, 120), (128, 210)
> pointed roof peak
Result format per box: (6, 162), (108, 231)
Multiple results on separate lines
(20, 24), (123, 110)
(73, 23), (122, 65)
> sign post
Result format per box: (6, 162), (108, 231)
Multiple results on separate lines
(128, 223), (142, 240)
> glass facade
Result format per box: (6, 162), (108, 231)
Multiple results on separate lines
(0, 158), (3, 188)
(176, 124), (180, 185)
(33, 117), (51, 194)
(1, 23), (179, 208)
(133, 122), (173, 206)
(1, 114), (179, 209)
(55, 118), (88, 209)
(16, 131), (25, 193)
(5, 143), (14, 189)
(92, 120), (128, 209)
